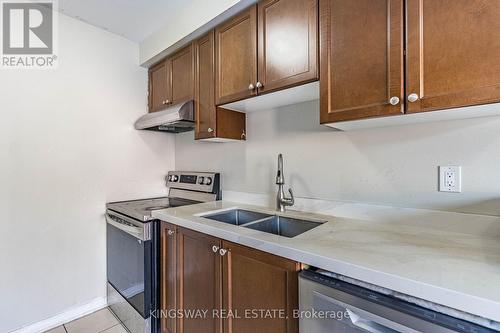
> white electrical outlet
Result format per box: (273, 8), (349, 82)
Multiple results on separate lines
(439, 166), (462, 192)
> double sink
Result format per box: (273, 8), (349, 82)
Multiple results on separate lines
(201, 208), (325, 238)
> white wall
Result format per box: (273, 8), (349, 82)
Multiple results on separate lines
(0, 14), (175, 333)
(139, 0), (247, 65)
(176, 100), (500, 216)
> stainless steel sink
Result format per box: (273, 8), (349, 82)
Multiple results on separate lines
(243, 215), (325, 238)
(203, 209), (272, 226)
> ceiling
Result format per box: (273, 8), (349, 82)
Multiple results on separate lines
(58, 0), (189, 42)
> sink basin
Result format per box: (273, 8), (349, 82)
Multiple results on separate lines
(243, 215), (325, 238)
(203, 209), (272, 226)
(202, 208), (326, 238)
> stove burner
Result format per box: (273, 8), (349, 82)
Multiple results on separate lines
(106, 172), (220, 222)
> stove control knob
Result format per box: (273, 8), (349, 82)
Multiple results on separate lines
(172, 175), (179, 182)
(205, 177), (213, 185)
(198, 176), (205, 184)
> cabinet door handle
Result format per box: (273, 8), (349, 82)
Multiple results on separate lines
(256, 81), (263, 89)
(212, 245), (220, 253)
(389, 96), (400, 105)
(219, 248), (228, 256)
(407, 93), (419, 103)
(167, 229), (175, 236)
(248, 83), (255, 91)
(207, 127), (214, 133)
(241, 131), (246, 140)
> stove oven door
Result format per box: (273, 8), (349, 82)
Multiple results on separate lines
(106, 212), (158, 321)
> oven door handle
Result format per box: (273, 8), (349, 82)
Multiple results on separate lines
(106, 214), (146, 241)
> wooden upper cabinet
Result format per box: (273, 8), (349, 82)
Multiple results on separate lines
(195, 31), (247, 141)
(406, 0), (500, 113)
(257, 0), (318, 94)
(170, 44), (194, 105)
(149, 61), (171, 113)
(160, 223), (177, 333)
(222, 241), (300, 333)
(195, 31), (217, 140)
(177, 228), (222, 333)
(215, 0), (319, 105)
(214, 107), (247, 141)
(148, 45), (193, 113)
(215, 6), (258, 105)
(319, 0), (404, 123)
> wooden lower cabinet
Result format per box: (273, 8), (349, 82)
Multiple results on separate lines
(160, 223), (178, 333)
(160, 224), (299, 333)
(177, 228), (222, 333)
(221, 241), (300, 333)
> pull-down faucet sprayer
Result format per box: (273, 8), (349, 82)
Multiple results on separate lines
(276, 154), (294, 212)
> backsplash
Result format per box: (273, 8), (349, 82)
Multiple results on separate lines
(220, 190), (500, 229)
(176, 100), (500, 216)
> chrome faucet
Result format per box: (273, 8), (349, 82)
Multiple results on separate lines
(276, 153), (294, 212)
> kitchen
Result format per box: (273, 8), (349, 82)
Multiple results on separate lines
(2, 0), (500, 333)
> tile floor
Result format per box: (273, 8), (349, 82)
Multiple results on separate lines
(44, 308), (127, 333)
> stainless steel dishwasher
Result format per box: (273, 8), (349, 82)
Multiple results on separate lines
(299, 269), (498, 333)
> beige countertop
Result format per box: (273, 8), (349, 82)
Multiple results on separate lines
(153, 200), (500, 323)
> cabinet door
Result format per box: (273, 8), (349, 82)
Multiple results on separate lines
(406, 0), (500, 113)
(319, 0), (404, 123)
(149, 61), (171, 112)
(221, 241), (299, 333)
(160, 223), (177, 333)
(170, 45), (194, 105)
(177, 228), (222, 333)
(195, 31), (217, 140)
(215, 6), (258, 105)
(257, 0), (318, 94)
(216, 108), (247, 141)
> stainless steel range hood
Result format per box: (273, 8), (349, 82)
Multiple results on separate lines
(134, 100), (194, 133)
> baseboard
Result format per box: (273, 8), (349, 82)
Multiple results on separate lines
(9, 296), (107, 333)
